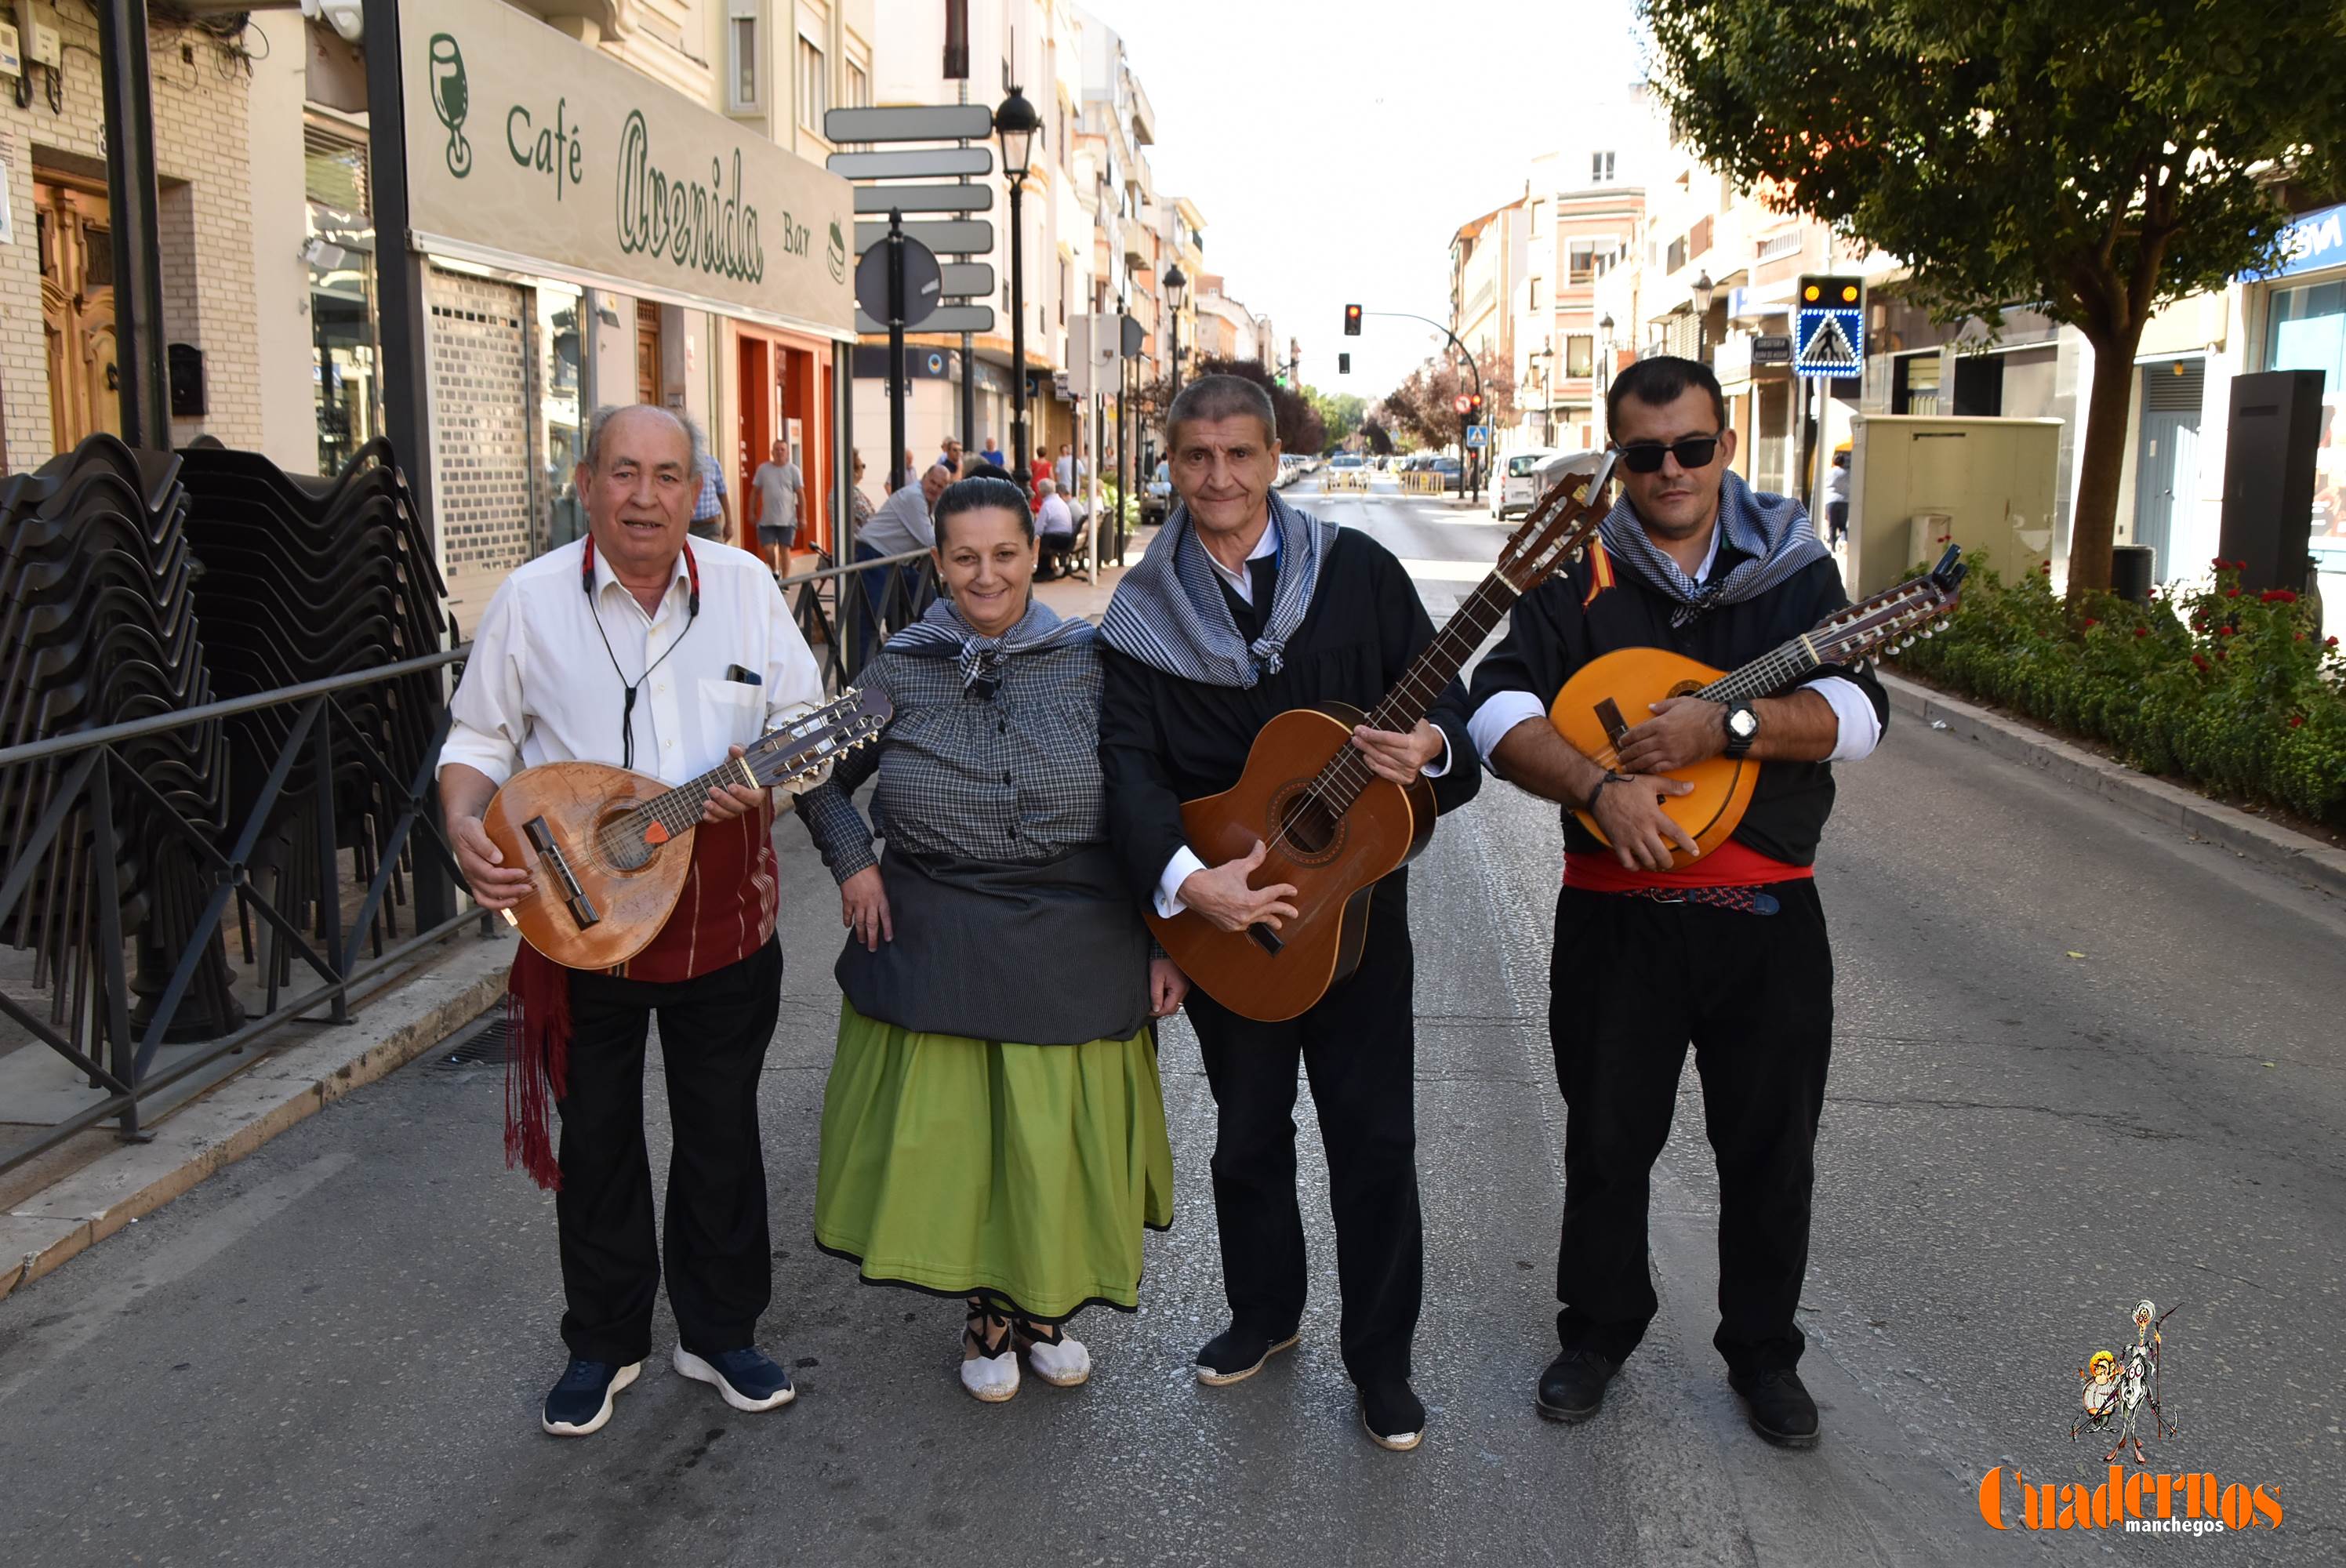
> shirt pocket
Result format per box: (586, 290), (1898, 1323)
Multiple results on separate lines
(697, 677), (767, 752)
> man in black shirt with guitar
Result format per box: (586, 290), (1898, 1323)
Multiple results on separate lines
(1466, 356), (1888, 1448)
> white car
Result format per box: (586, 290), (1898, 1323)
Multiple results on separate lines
(1496, 448), (1602, 518)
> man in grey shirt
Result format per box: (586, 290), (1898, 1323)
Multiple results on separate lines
(852, 463), (948, 665)
(750, 439), (804, 572)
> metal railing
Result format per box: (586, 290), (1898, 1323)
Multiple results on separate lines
(783, 544), (940, 688)
(0, 647), (487, 1173)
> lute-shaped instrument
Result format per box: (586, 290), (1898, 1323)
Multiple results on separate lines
(482, 684), (892, 968)
(1549, 543), (1966, 865)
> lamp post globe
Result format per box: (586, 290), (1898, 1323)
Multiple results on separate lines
(996, 87), (1042, 479)
(1690, 271), (1716, 360)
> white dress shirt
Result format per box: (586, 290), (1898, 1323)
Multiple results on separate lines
(439, 537), (827, 792)
(1465, 519), (1883, 768)
(1153, 523), (1453, 919)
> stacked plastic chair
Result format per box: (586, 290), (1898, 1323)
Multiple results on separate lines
(175, 437), (452, 992)
(0, 437), (242, 1051)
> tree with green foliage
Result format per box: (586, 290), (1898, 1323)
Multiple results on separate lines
(1306, 388), (1368, 451)
(1643, 0), (2346, 596)
(1142, 355), (1326, 455)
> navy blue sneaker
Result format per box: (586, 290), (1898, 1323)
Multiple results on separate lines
(673, 1345), (797, 1411)
(541, 1357), (641, 1437)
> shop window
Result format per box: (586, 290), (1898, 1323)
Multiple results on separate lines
(726, 1), (761, 114)
(304, 125), (380, 477)
(797, 34), (827, 133)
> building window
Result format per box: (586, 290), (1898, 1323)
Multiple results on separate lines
(1566, 335), (1593, 378)
(1893, 352), (1942, 416)
(726, 1), (760, 114)
(845, 58), (870, 109)
(1528, 200), (1545, 238)
(1527, 277), (1544, 310)
(797, 34), (827, 133)
(1591, 150), (1616, 183)
(1690, 216), (1713, 259)
(1567, 241), (1596, 285)
(1666, 234), (1687, 274)
(1059, 259), (1069, 325)
(1755, 229), (1799, 263)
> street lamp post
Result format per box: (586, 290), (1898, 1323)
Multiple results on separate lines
(1690, 271), (1716, 361)
(1164, 262), (1189, 396)
(995, 86), (1040, 481)
(1597, 313), (1616, 409)
(1528, 345), (1553, 447)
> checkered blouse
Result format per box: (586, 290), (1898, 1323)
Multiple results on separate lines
(794, 639), (1108, 884)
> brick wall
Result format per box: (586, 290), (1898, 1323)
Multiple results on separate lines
(0, 5), (260, 469)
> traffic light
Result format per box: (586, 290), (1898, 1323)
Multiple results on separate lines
(1469, 392), (1484, 416)
(1344, 303), (1363, 336)
(1338, 353), (1351, 375)
(1800, 275), (1862, 307)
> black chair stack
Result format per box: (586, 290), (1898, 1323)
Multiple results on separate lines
(175, 437), (452, 992)
(0, 437), (242, 1051)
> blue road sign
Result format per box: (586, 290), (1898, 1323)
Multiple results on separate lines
(1465, 425), (1491, 449)
(1794, 275), (1865, 379)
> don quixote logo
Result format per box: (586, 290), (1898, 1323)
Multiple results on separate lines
(1975, 1300), (2285, 1537)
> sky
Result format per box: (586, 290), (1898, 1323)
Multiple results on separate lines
(1088, 0), (1646, 401)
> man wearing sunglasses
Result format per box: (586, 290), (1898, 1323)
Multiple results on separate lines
(1464, 356), (1887, 1450)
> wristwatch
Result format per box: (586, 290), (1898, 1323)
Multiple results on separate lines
(1723, 701), (1760, 759)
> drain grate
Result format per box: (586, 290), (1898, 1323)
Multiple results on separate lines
(437, 1013), (511, 1068)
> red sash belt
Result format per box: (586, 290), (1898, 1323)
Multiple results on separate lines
(1563, 837), (1812, 892)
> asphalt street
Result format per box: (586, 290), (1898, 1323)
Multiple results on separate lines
(1, 475), (2338, 1566)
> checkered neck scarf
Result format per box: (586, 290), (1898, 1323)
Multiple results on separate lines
(887, 595), (1095, 690)
(1098, 489), (1337, 688)
(1597, 468), (1828, 627)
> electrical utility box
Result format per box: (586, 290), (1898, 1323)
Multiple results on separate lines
(1847, 415), (2064, 597)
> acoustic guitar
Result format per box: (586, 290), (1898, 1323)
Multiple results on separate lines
(1148, 457), (1620, 1022)
(482, 685), (892, 969)
(1549, 543), (1966, 866)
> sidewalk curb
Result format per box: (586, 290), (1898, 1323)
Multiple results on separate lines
(1879, 670), (2346, 898)
(0, 931), (514, 1303)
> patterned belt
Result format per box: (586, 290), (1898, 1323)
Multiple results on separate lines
(1611, 885), (1781, 916)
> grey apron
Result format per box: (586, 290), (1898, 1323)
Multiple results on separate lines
(835, 842), (1151, 1046)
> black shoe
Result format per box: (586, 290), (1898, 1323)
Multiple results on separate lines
(1730, 1367), (1820, 1448)
(1194, 1324), (1300, 1386)
(541, 1356), (642, 1437)
(674, 1345), (797, 1412)
(1534, 1348), (1619, 1423)
(1358, 1378), (1425, 1452)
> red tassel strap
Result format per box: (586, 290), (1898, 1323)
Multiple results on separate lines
(504, 940), (573, 1191)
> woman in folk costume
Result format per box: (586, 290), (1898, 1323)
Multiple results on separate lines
(794, 474), (1185, 1402)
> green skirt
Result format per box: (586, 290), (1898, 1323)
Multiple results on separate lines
(812, 998), (1175, 1322)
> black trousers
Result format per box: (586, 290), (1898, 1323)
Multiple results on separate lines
(555, 937), (784, 1366)
(1185, 900), (1422, 1384)
(1546, 882), (1834, 1377)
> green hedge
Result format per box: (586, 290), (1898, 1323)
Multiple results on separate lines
(1898, 555), (2346, 830)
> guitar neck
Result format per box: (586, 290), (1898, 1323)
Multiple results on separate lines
(1364, 571), (1521, 737)
(1696, 634), (1826, 704)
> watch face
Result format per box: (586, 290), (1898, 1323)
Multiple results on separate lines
(1729, 706), (1760, 739)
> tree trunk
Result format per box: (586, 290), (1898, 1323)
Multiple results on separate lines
(2067, 324), (2145, 598)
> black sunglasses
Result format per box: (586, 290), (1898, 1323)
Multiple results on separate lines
(1612, 435), (1721, 474)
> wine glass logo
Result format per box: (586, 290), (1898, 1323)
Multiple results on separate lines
(428, 34), (471, 179)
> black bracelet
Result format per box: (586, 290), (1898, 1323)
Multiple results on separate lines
(1582, 769), (1629, 813)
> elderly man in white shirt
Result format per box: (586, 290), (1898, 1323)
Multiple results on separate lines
(439, 404), (826, 1440)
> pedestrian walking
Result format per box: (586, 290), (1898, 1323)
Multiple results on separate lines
(1465, 356), (1886, 1449)
(688, 439), (733, 544)
(1825, 446), (1851, 548)
(438, 404), (826, 1439)
(750, 438), (804, 575)
(795, 474), (1184, 1404)
(1097, 376), (1480, 1453)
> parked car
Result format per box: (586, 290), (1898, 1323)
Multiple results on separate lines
(1141, 459), (1172, 524)
(1327, 453), (1367, 471)
(1491, 448), (1560, 519)
(1430, 456), (1464, 492)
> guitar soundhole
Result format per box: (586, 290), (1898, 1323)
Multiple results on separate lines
(596, 804), (659, 873)
(1273, 787), (1342, 860)
(1668, 679), (1703, 699)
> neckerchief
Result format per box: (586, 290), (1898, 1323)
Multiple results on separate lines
(1098, 488), (1336, 688)
(1597, 468), (1828, 627)
(886, 594), (1094, 690)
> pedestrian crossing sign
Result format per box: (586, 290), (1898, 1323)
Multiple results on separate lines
(1794, 275), (1865, 379)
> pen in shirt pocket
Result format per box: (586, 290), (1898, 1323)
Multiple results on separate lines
(724, 664), (762, 686)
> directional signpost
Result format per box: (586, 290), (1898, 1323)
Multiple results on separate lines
(855, 216), (941, 495)
(823, 105), (997, 143)
(854, 218), (995, 256)
(852, 183), (995, 215)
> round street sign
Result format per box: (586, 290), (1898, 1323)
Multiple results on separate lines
(854, 232), (943, 329)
